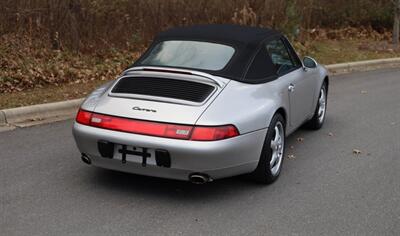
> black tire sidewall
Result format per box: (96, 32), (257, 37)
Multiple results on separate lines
(252, 113), (286, 184)
(316, 84), (327, 126)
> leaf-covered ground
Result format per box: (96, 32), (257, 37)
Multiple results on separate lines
(0, 34), (141, 94)
(1, 29), (399, 109)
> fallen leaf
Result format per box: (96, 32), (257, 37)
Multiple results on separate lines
(352, 149), (362, 155)
(287, 154), (296, 159)
(296, 137), (304, 142)
(28, 117), (44, 121)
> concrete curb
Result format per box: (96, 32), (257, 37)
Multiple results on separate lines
(326, 58), (400, 75)
(0, 57), (399, 128)
(1, 98), (83, 126)
(0, 110), (6, 126)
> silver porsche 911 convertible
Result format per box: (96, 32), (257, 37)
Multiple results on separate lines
(73, 24), (328, 184)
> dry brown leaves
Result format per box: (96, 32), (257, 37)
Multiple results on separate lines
(0, 33), (140, 93)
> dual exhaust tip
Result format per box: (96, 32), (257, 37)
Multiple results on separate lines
(81, 154), (211, 184)
(189, 173), (212, 184)
(81, 153), (91, 165)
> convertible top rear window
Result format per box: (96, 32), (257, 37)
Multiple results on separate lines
(131, 25), (287, 83)
(138, 40), (235, 71)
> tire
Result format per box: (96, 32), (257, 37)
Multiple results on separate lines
(305, 83), (327, 130)
(250, 113), (286, 184)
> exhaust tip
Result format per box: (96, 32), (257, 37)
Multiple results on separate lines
(189, 173), (212, 184)
(81, 153), (91, 165)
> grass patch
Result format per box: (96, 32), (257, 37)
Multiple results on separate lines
(304, 39), (399, 64)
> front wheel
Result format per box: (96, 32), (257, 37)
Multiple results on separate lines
(250, 113), (286, 184)
(305, 83), (327, 130)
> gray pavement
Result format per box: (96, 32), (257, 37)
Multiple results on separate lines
(1, 68), (400, 236)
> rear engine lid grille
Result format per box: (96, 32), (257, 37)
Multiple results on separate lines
(111, 77), (215, 103)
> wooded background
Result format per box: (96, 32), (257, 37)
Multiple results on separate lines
(0, 0), (394, 52)
(1, 0), (399, 99)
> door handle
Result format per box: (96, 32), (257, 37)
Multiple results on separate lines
(288, 84), (295, 92)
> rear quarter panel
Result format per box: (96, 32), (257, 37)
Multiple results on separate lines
(196, 64), (328, 136)
(195, 78), (289, 135)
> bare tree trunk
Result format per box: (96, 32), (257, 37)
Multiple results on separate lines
(393, 0), (400, 47)
(69, 0), (80, 52)
(47, 0), (60, 50)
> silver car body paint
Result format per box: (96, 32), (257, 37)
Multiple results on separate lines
(73, 62), (328, 181)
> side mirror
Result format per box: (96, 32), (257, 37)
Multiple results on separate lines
(303, 56), (318, 69)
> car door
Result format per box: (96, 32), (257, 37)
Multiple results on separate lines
(265, 38), (315, 128)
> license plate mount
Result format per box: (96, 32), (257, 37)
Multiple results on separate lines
(115, 145), (156, 166)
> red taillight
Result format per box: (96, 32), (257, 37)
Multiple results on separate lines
(76, 109), (92, 125)
(190, 125), (239, 141)
(76, 109), (239, 141)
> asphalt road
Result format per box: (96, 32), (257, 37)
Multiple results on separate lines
(1, 68), (400, 236)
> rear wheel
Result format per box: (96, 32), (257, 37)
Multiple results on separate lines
(305, 83), (327, 130)
(251, 113), (286, 184)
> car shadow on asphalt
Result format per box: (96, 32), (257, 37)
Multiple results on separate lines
(88, 167), (264, 202)
(84, 122), (330, 202)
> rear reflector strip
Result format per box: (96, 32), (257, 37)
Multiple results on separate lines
(75, 109), (239, 141)
(90, 113), (193, 139)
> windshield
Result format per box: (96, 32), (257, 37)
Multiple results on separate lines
(138, 40), (235, 71)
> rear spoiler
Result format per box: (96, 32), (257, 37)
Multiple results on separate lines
(122, 66), (226, 88)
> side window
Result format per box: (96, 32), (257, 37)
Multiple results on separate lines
(265, 39), (296, 76)
(245, 47), (277, 80)
(283, 38), (302, 67)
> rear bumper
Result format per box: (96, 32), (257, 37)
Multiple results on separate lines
(72, 122), (267, 181)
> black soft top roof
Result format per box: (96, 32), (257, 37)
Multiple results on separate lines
(133, 24), (284, 82)
(156, 24), (280, 47)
